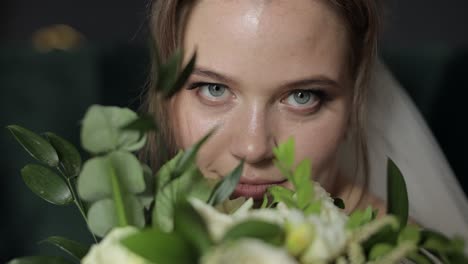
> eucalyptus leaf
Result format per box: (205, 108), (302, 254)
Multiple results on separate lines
(87, 197), (144, 237)
(81, 105), (146, 154)
(222, 220), (284, 246)
(207, 161), (244, 206)
(44, 132), (82, 178)
(78, 151), (145, 202)
(7, 256), (73, 264)
(387, 158), (409, 228)
(7, 125), (59, 167)
(164, 51), (197, 98)
(174, 202), (213, 254)
(121, 228), (196, 264)
(40, 236), (90, 261)
(21, 164), (73, 205)
(87, 199), (117, 237)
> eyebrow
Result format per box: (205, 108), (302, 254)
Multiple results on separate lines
(192, 67), (239, 86)
(192, 66), (341, 89)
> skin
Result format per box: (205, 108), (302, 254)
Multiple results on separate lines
(170, 0), (383, 210)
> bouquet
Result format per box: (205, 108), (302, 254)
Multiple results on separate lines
(6, 49), (467, 264)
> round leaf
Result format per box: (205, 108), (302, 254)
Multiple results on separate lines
(78, 151), (145, 202)
(87, 197), (145, 237)
(80, 105), (145, 154)
(21, 164), (73, 205)
(40, 236), (90, 261)
(7, 125), (59, 167)
(87, 199), (118, 237)
(44, 132), (82, 178)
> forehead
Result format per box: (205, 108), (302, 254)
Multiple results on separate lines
(183, 0), (351, 87)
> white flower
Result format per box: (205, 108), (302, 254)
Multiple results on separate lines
(201, 238), (299, 264)
(82, 227), (149, 264)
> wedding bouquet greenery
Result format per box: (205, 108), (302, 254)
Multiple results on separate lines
(6, 50), (467, 264)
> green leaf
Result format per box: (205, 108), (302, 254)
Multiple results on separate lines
(398, 225), (421, 245)
(7, 125), (59, 167)
(81, 105), (146, 154)
(294, 159), (313, 209)
(121, 114), (158, 134)
(387, 158), (408, 228)
(87, 199), (117, 237)
(78, 151), (145, 202)
(304, 201), (322, 215)
(207, 161), (244, 206)
(346, 206), (374, 230)
(40, 236), (90, 261)
(153, 164), (204, 232)
(121, 229), (196, 264)
(7, 256), (73, 264)
(368, 243), (393, 260)
(173, 128), (216, 179)
(158, 49), (182, 95)
(21, 164), (73, 205)
(333, 197), (345, 209)
(87, 197), (145, 237)
(222, 220), (284, 246)
(164, 51), (197, 98)
(174, 202), (213, 254)
(268, 185), (296, 208)
(44, 132), (82, 178)
(273, 137), (295, 169)
(156, 150), (184, 190)
(260, 194), (269, 209)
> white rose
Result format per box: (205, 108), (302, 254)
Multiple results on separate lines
(201, 238), (299, 264)
(82, 226), (149, 264)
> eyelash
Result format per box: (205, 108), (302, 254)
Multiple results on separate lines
(186, 81), (329, 113)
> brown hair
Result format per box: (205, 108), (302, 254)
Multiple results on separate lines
(140, 0), (381, 202)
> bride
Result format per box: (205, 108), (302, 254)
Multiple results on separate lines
(140, 0), (468, 241)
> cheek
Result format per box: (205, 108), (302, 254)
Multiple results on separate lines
(172, 91), (225, 169)
(280, 108), (349, 177)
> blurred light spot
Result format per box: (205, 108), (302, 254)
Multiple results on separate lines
(32, 24), (86, 52)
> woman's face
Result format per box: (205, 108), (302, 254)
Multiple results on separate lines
(171, 0), (352, 199)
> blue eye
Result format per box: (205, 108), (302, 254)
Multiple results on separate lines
(285, 90), (319, 107)
(198, 83), (230, 100)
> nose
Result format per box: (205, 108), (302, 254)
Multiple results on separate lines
(229, 105), (276, 165)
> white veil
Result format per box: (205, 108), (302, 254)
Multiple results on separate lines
(365, 60), (468, 241)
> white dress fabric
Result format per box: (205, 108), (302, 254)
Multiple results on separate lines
(366, 61), (468, 241)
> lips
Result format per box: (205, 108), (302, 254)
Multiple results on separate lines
(231, 178), (288, 200)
